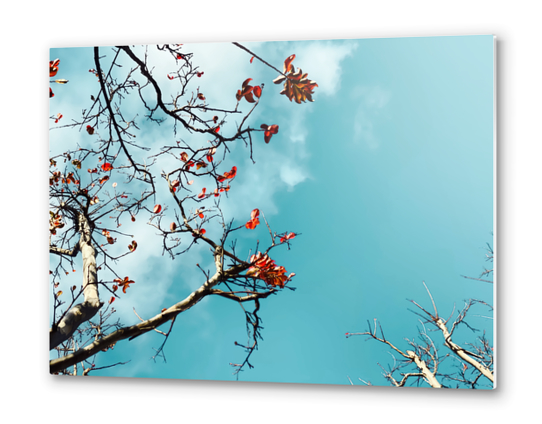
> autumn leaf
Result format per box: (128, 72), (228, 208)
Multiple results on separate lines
(222, 166), (237, 180)
(197, 71), (204, 77)
(86, 125), (95, 135)
(245, 208), (260, 230)
(101, 162), (113, 172)
(50, 88), (54, 98)
(260, 124), (279, 143)
(236, 78), (257, 103)
(197, 188), (206, 199)
(109, 296), (115, 305)
(192, 228), (206, 237)
(114, 277), (135, 293)
(99, 175), (110, 185)
(54, 113), (63, 123)
(253, 85), (262, 98)
(246, 252), (295, 288)
(196, 161), (207, 170)
(280, 232), (296, 243)
(198, 93), (206, 101)
(180, 152), (189, 162)
(128, 240), (137, 252)
(167, 74), (175, 80)
(273, 55), (318, 103)
(153, 204), (162, 214)
(50, 59), (60, 77)
(170, 222), (177, 231)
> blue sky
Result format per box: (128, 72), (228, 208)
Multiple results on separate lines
(50, 35), (494, 387)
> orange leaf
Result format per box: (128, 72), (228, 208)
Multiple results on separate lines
(153, 204), (162, 214)
(170, 222), (177, 231)
(197, 188), (206, 199)
(253, 85), (262, 98)
(109, 296), (115, 304)
(128, 240), (137, 252)
(280, 232), (296, 243)
(50, 59), (60, 77)
(283, 55), (295, 73)
(101, 162), (113, 172)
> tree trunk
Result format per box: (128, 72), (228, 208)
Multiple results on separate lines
(50, 213), (102, 350)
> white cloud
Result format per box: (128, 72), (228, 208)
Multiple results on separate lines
(351, 85), (391, 148)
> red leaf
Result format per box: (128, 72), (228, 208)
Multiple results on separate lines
(180, 152), (189, 162)
(197, 71), (204, 77)
(86, 125), (95, 135)
(261, 124), (279, 143)
(109, 296), (115, 304)
(50, 87), (54, 98)
(223, 166), (237, 180)
(251, 208), (260, 220)
(198, 93), (206, 101)
(171, 179), (180, 188)
(128, 240), (137, 252)
(50, 59), (60, 77)
(99, 175), (110, 185)
(253, 85), (262, 98)
(153, 204), (162, 214)
(280, 232), (296, 243)
(54, 113), (63, 123)
(101, 162), (113, 172)
(283, 54), (296, 73)
(167, 74), (174, 80)
(197, 188), (206, 199)
(250, 56), (254, 64)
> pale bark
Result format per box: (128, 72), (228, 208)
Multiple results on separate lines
(435, 318), (494, 383)
(50, 263), (246, 374)
(406, 350), (442, 388)
(50, 213), (102, 350)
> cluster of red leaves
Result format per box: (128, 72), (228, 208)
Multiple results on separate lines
(246, 252), (295, 288)
(273, 55), (318, 103)
(217, 166), (237, 182)
(113, 276), (135, 294)
(62, 172), (79, 185)
(236, 78), (262, 103)
(50, 59), (60, 98)
(280, 232), (296, 243)
(260, 124), (279, 143)
(245, 209), (260, 230)
(49, 211), (64, 235)
(102, 229), (116, 245)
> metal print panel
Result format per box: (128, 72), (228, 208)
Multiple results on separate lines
(49, 35), (495, 388)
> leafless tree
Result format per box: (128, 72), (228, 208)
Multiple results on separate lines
(347, 248), (494, 389)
